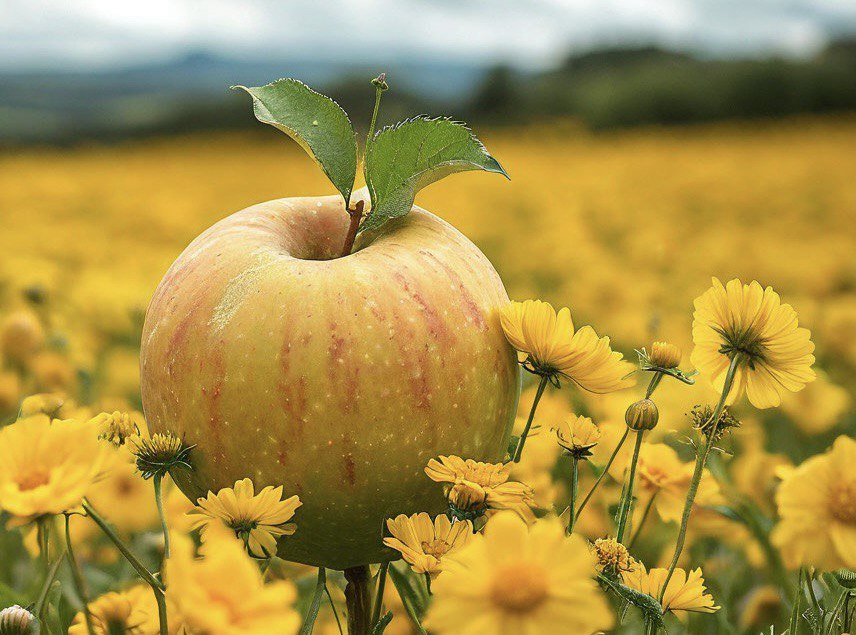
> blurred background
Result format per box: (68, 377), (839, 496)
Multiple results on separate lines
(2, 2), (856, 632)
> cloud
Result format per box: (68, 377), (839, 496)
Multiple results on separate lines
(1, 0), (854, 71)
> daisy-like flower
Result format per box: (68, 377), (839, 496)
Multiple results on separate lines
(132, 432), (194, 480)
(771, 435), (856, 571)
(552, 414), (600, 459)
(425, 456), (535, 523)
(68, 585), (159, 635)
(625, 564), (720, 615)
(592, 537), (634, 576)
(0, 415), (107, 524)
(690, 277), (815, 409)
(628, 443), (722, 523)
(383, 512), (473, 578)
(165, 525), (300, 635)
(500, 300), (632, 392)
(189, 477), (302, 558)
(425, 512), (613, 634)
(93, 410), (143, 446)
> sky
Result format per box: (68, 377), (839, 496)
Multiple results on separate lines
(2, 0), (856, 72)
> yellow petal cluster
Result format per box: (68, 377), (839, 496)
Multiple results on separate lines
(552, 414), (600, 456)
(0, 414), (107, 523)
(772, 435), (856, 570)
(69, 585), (159, 635)
(425, 456), (535, 523)
(383, 512), (473, 577)
(500, 300), (633, 392)
(426, 512), (613, 634)
(188, 477), (302, 558)
(691, 277), (815, 408)
(624, 564), (720, 614)
(166, 526), (300, 635)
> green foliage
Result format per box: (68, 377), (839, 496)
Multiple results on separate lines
(361, 117), (507, 232)
(233, 79), (357, 205)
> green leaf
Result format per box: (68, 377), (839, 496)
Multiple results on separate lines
(361, 116), (508, 232)
(233, 79), (357, 204)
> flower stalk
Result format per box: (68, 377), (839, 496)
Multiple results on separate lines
(64, 514), (95, 635)
(82, 499), (169, 635)
(574, 428), (630, 522)
(512, 375), (549, 463)
(615, 429), (645, 543)
(658, 353), (741, 602)
(153, 473), (170, 559)
(299, 567), (327, 635)
(567, 455), (579, 534)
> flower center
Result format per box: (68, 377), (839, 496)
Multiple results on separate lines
(715, 323), (767, 366)
(490, 562), (549, 613)
(421, 539), (451, 559)
(17, 469), (50, 491)
(829, 480), (856, 524)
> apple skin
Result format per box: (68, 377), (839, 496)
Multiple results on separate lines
(140, 192), (520, 569)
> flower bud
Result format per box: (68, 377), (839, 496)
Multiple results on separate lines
(625, 399), (659, 431)
(448, 480), (487, 511)
(649, 341), (681, 369)
(0, 605), (36, 635)
(0, 311), (45, 364)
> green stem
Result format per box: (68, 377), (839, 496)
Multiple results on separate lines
(34, 546), (66, 620)
(645, 372), (663, 398)
(628, 492), (657, 549)
(567, 456), (579, 534)
(574, 428), (630, 521)
(658, 354), (741, 603)
(299, 567), (327, 635)
(64, 515), (95, 635)
(616, 430), (645, 543)
(345, 565), (372, 635)
(371, 563), (390, 630)
(153, 473), (170, 559)
(424, 572), (432, 596)
(83, 500), (169, 635)
(790, 567), (804, 635)
(805, 567), (822, 622)
(512, 375), (549, 463)
(367, 80), (385, 148)
(326, 585), (344, 635)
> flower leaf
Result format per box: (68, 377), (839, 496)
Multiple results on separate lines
(232, 79), (357, 204)
(361, 116), (508, 232)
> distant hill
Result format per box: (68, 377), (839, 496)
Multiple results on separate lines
(2, 41), (855, 145)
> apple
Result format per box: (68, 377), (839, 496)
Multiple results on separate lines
(140, 191), (520, 569)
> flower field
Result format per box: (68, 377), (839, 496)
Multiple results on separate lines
(1, 115), (855, 634)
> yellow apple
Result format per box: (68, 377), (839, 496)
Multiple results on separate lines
(140, 192), (520, 569)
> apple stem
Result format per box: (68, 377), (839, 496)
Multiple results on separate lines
(340, 200), (365, 257)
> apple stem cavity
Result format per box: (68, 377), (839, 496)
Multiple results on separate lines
(340, 199), (365, 257)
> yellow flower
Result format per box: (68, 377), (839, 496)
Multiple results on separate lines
(690, 277), (815, 408)
(166, 525), (300, 635)
(69, 585), (159, 635)
(425, 456), (535, 523)
(780, 371), (851, 435)
(500, 300), (632, 392)
(383, 513), (474, 578)
(592, 537), (634, 575)
(624, 564), (720, 615)
(738, 585), (784, 632)
(93, 410), (143, 446)
(649, 341), (682, 369)
(189, 477), (302, 558)
(552, 414), (600, 458)
(0, 415), (107, 523)
(425, 512), (613, 634)
(772, 435), (856, 570)
(19, 392), (67, 418)
(629, 443), (722, 523)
